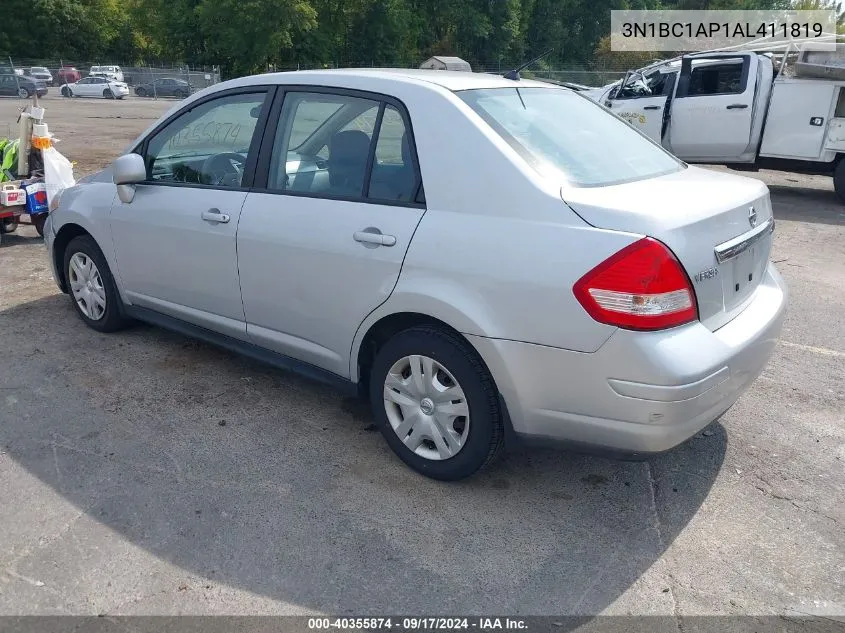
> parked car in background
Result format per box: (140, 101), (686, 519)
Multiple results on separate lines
(0, 73), (48, 98)
(45, 69), (787, 480)
(89, 65), (124, 82)
(61, 76), (129, 99)
(57, 66), (82, 84)
(28, 66), (53, 85)
(0, 66), (25, 76)
(135, 78), (194, 98)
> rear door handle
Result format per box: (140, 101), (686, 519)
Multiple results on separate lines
(726, 103), (748, 110)
(201, 208), (230, 224)
(643, 105), (661, 110)
(354, 230), (396, 247)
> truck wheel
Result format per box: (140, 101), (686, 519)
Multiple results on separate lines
(0, 218), (18, 233)
(33, 214), (46, 237)
(834, 160), (845, 203)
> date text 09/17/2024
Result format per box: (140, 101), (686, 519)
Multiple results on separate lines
(307, 618), (528, 631)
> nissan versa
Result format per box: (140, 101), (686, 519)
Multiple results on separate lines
(44, 69), (787, 480)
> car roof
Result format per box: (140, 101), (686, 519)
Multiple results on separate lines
(233, 68), (553, 92)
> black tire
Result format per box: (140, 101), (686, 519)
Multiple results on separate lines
(104, 89), (114, 99)
(17, 87), (31, 99)
(63, 235), (129, 333)
(175, 89), (188, 99)
(834, 159), (845, 203)
(369, 326), (503, 481)
(0, 219), (18, 234)
(136, 88), (147, 97)
(33, 214), (46, 237)
(61, 86), (71, 97)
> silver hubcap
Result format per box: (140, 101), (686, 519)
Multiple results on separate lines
(383, 355), (470, 461)
(68, 253), (106, 321)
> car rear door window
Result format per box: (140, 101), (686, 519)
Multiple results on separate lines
(368, 105), (419, 203)
(265, 91), (422, 205)
(268, 92), (380, 197)
(143, 91), (268, 188)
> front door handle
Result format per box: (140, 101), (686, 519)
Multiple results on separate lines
(726, 103), (748, 110)
(354, 229), (396, 247)
(201, 208), (230, 224)
(643, 105), (661, 110)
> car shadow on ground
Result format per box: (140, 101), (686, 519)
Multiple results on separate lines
(768, 186), (845, 227)
(0, 294), (727, 614)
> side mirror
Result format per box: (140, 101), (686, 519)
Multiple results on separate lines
(112, 153), (146, 203)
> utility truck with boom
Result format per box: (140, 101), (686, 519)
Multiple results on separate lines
(587, 39), (845, 201)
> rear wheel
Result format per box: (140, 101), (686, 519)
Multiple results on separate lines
(834, 159), (845, 203)
(0, 218), (18, 233)
(368, 326), (503, 480)
(63, 235), (129, 332)
(136, 87), (147, 97)
(61, 86), (71, 97)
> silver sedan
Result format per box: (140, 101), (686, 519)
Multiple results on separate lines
(44, 69), (787, 480)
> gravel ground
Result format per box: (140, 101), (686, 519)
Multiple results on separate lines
(0, 94), (843, 618)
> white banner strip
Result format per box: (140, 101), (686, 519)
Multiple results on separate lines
(611, 10), (837, 51)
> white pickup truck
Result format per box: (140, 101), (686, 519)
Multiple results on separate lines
(586, 46), (845, 200)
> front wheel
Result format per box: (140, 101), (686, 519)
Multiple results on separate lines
(17, 87), (30, 99)
(369, 326), (504, 480)
(61, 86), (71, 97)
(0, 218), (18, 233)
(63, 235), (129, 332)
(103, 89), (115, 99)
(136, 88), (147, 97)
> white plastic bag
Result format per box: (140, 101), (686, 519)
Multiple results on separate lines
(43, 146), (75, 206)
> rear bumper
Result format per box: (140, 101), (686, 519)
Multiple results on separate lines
(468, 262), (787, 455)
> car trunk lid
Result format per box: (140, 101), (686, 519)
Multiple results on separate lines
(561, 166), (773, 331)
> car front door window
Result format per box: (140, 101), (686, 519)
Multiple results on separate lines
(144, 92), (266, 187)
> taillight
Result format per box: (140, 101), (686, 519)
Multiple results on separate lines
(573, 237), (698, 331)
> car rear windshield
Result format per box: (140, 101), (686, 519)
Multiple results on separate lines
(458, 87), (682, 187)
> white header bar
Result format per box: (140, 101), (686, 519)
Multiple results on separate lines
(610, 10), (837, 51)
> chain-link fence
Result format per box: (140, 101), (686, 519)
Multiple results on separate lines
(3, 58), (221, 99)
(3, 56), (631, 103)
(258, 61), (627, 88)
